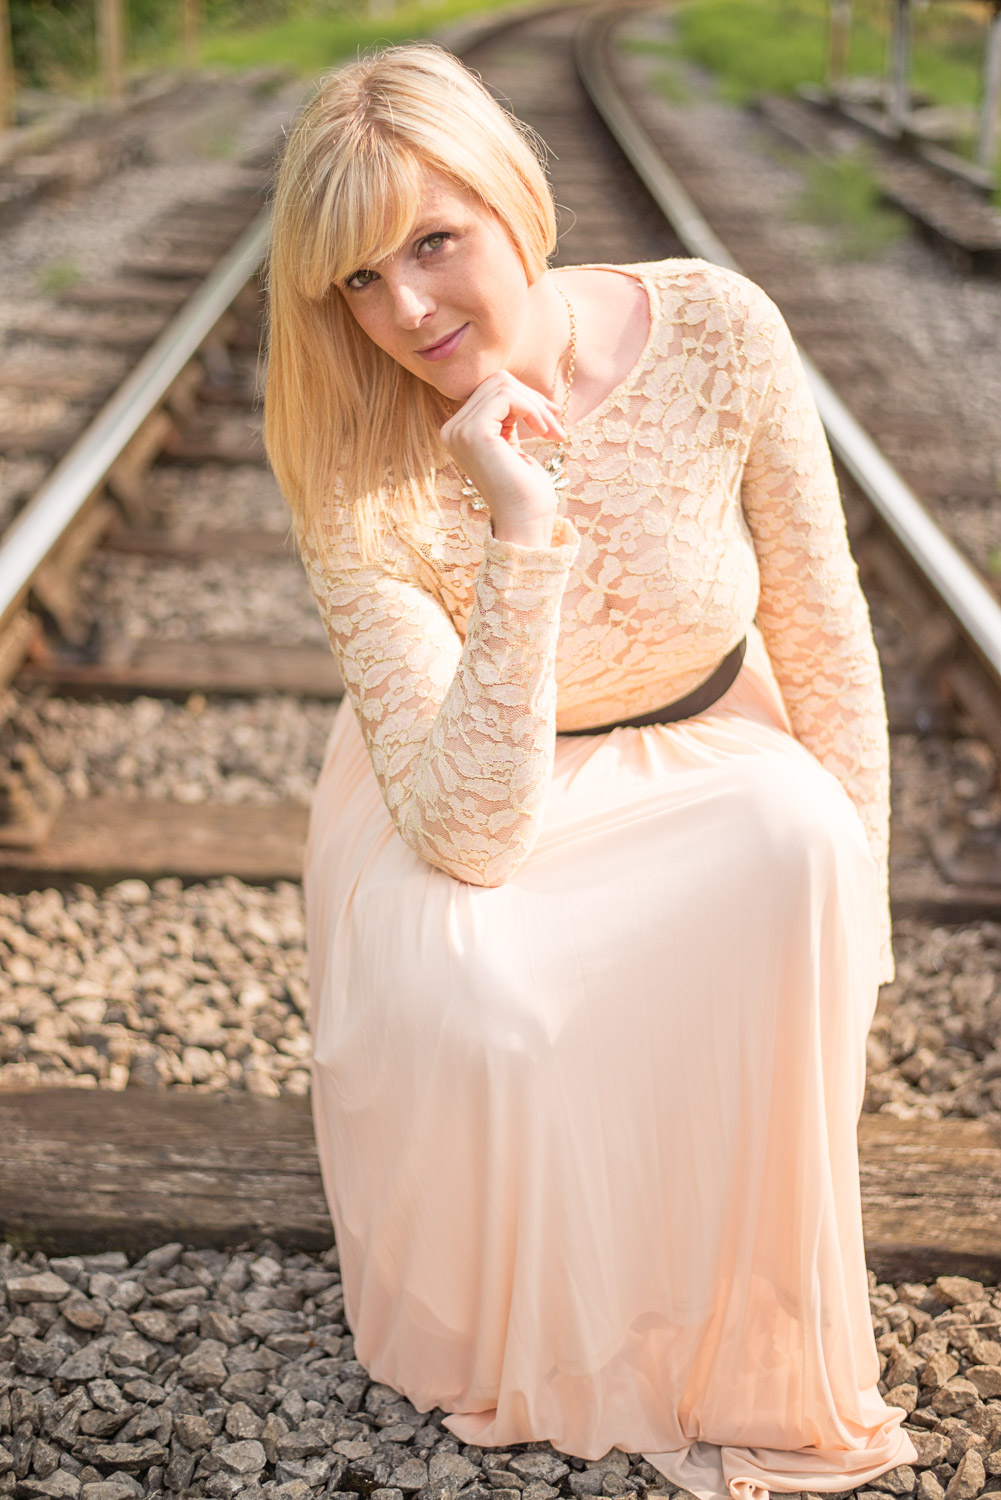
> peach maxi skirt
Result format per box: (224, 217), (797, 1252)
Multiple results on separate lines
(303, 622), (917, 1500)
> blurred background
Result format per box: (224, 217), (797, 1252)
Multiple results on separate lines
(2, 0), (1000, 216)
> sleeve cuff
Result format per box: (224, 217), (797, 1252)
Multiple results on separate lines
(483, 514), (581, 576)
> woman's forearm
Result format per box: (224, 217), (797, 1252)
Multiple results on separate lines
(396, 519), (579, 883)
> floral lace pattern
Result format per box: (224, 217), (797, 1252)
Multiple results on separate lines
(299, 259), (892, 979)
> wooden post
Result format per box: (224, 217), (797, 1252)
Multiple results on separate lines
(827, 0), (852, 93)
(181, 0), (202, 67)
(887, 0), (912, 133)
(97, 0), (126, 101)
(0, 0), (14, 131)
(977, 0), (1001, 173)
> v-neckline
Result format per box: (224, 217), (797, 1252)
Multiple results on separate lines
(550, 262), (660, 430)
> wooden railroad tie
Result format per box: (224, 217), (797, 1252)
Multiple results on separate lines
(17, 639), (343, 702)
(0, 1087), (998, 1281)
(0, 798), (310, 888)
(1, 800), (999, 917)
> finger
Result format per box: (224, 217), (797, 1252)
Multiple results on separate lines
(462, 379), (557, 427)
(441, 379), (564, 459)
(447, 404), (556, 455)
(521, 406), (567, 440)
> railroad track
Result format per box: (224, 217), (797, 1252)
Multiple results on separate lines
(0, 0), (998, 1240)
(2, 8), (1001, 1495)
(1, 14), (999, 901)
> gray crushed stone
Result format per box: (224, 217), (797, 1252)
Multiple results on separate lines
(0, 880), (310, 1097)
(1, 690), (332, 806)
(140, 465), (289, 536)
(3, 1242), (1000, 1499)
(74, 553), (324, 647)
(4, 873), (1001, 1126)
(869, 917), (1001, 1121)
(0, 71), (304, 344)
(891, 733), (1001, 846)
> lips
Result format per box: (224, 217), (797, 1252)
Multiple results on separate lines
(416, 323), (468, 361)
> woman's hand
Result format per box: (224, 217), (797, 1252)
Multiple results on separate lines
(440, 371), (566, 548)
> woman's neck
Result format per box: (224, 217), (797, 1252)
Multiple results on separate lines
(512, 266), (652, 429)
(508, 272), (574, 406)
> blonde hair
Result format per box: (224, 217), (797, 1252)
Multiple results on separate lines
(263, 42), (558, 566)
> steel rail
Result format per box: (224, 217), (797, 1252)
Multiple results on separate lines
(0, 208), (272, 634)
(575, 6), (1001, 684)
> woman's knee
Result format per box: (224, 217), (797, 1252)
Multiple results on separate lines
(732, 749), (866, 876)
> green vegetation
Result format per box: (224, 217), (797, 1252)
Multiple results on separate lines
(668, 0), (985, 109)
(650, 59), (692, 106)
(641, 0), (999, 201)
(671, 0), (831, 102)
(11, 0), (187, 90)
(9, 0), (540, 93)
(791, 147), (910, 259)
(36, 258), (83, 294)
(199, 0), (527, 75)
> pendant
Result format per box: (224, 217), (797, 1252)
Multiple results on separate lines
(461, 447), (568, 512)
(459, 477), (489, 512)
(547, 447), (569, 491)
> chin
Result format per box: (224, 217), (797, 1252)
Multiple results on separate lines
(437, 360), (502, 404)
(407, 340), (507, 405)
(408, 364), (460, 398)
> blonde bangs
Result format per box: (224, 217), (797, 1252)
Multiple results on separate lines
(307, 144), (427, 298)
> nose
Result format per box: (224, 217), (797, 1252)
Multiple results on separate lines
(386, 275), (433, 330)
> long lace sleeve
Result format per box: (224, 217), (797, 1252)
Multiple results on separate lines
(300, 513), (581, 885)
(735, 279), (894, 985)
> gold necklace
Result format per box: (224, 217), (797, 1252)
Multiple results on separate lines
(461, 283), (577, 513)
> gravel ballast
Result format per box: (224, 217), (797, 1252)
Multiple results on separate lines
(3, 1240), (1000, 1500)
(140, 464), (289, 536)
(74, 554), (325, 648)
(3, 877), (1001, 1124)
(2, 691), (332, 807)
(0, 70), (305, 341)
(0, 880), (310, 1097)
(868, 917), (1001, 1121)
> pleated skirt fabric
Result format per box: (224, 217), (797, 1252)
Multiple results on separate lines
(303, 621), (918, 1500)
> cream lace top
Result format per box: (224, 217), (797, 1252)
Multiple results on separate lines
(300, 259), (893, 983)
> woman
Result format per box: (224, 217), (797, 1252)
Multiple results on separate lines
(263, 40), (918, 1500)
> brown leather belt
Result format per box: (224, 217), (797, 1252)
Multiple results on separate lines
(558, 636), (747, 737)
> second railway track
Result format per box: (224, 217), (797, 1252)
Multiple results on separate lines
(3, 9), (1001, 1497)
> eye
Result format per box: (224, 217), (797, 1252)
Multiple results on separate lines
(418, 232), (450, 255)
(345, 267), (378, 291)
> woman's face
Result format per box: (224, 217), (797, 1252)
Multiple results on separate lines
(337, 169), (537, 403)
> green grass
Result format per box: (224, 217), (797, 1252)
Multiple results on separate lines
(197, 0), (543, 76)
(650, 60), (692, 105)
(670, 0), (985, 108)
(792, 147), (910, 259)
(673, 0), (832, 102)
(11, 0), (552, 97)
(36, 259), (83, 295)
